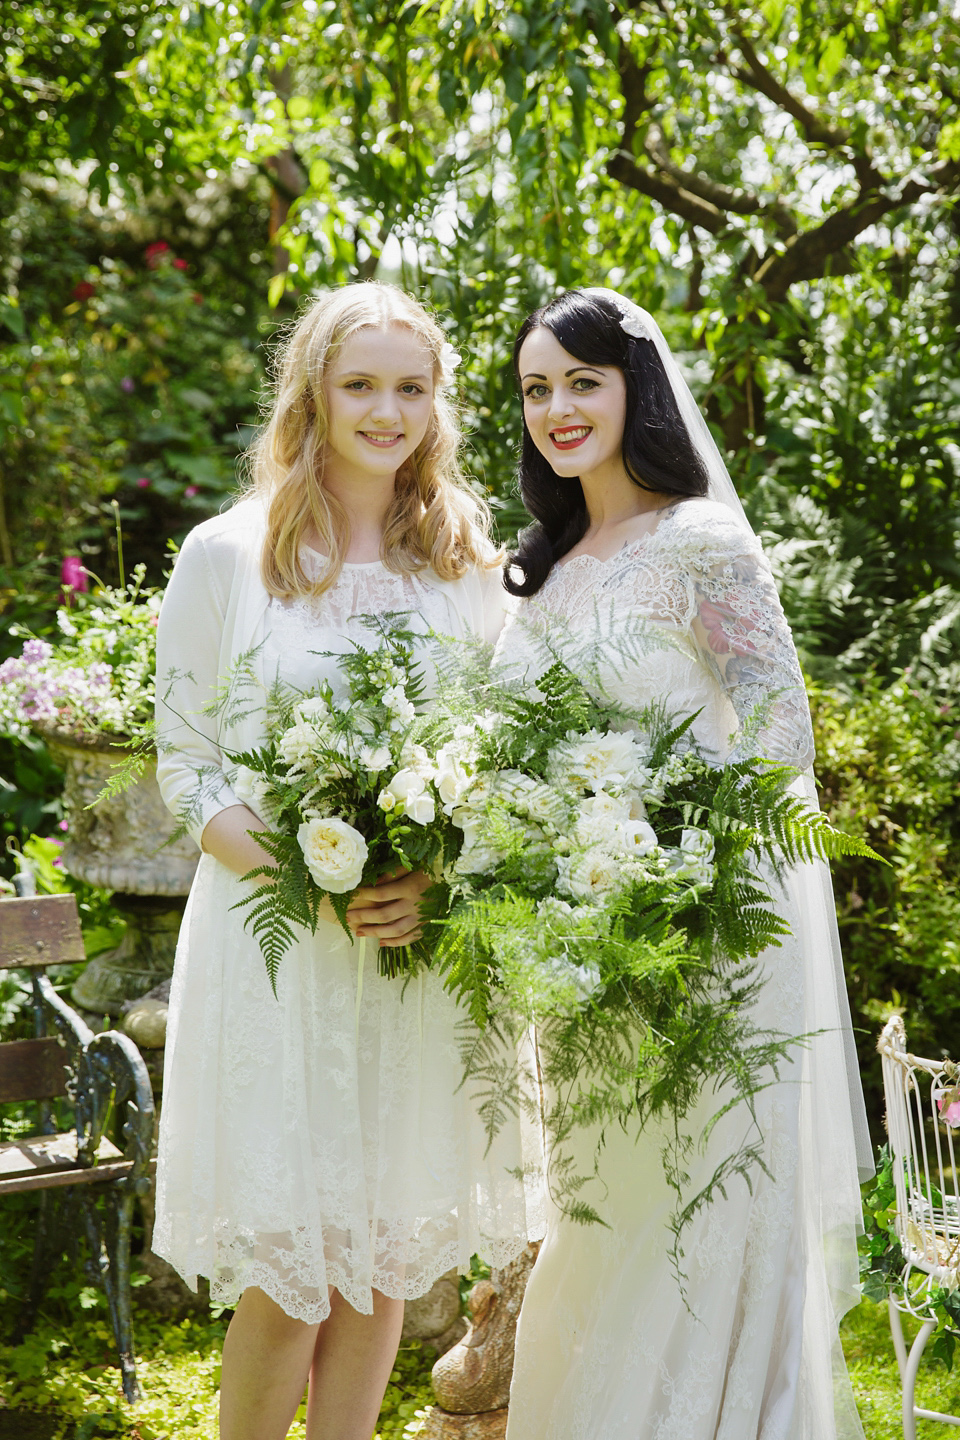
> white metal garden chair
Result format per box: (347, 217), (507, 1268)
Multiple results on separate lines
(879, 1015), (960, 1438)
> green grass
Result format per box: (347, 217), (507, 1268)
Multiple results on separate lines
(3, 1295), (960, 1437)
(0, 1304), (434, 1440)
(843, 1299), (960, 1437)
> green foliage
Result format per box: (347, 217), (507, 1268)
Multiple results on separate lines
(0, 234), (264, 583)
(811, 677), (960, 1134)
(858, 1145), (960, 1372)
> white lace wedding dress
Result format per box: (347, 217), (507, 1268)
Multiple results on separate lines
(154, 545), (540, 1323)
(499, 498), (867, 1440)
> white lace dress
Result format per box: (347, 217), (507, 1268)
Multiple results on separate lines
(153, 546), (540, 1323)
(501, 498), (866, 1440)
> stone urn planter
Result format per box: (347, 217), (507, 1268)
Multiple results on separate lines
(40, 726), (199, 1015)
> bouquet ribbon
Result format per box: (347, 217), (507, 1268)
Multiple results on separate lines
(355, 935), (367, 1041)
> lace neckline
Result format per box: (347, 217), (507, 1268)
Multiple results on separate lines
(554, 499), (685, 574)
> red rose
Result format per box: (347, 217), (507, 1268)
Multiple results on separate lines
(72, 281), (96, 302)
(172, 257), (188, 271)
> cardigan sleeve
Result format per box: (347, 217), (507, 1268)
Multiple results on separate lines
(155, 525), (242, 848)
(476, 553), (514, 648)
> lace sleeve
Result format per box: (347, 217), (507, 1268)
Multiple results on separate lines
(686, 528), (814, 770)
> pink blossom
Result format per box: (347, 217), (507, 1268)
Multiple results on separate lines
(58, 819), (69, 832)
(121, 377), (135, 394)
(135, 477), (151, 490)
(938, 1092), (960, 1127)
(172, 258), (188, 271)
(184, 485), (199, 498)
(60, 556), (88, 605)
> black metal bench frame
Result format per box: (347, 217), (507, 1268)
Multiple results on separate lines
(0, 893), (155, 1403)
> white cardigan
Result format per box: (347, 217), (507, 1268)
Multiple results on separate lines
(155, 498), (509, 848)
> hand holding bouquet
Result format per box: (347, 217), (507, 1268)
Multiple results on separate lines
(220, 618), (458, 990)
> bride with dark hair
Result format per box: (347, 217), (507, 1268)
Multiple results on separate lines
(498, 288), (872, 1440)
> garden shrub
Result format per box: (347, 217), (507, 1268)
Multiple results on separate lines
(811, 675), (960, 1137)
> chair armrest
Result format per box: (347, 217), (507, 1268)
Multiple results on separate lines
(35, 975), (155, 1191)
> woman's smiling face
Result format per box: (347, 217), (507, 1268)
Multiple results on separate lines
(323, 324), (435, 481)
(518, 326), (627, 480)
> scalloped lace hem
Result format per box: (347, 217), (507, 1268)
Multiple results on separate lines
(153, 1229), (537, 1324)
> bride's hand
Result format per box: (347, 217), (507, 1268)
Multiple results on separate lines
(347, 869), (431, 948)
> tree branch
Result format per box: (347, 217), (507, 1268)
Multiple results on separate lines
(755, 157), (960, 299)
(606, 149), (728, 233)
(729, 28), (850, 150)
(610, 47), (728, 233)
(644, 122), (797, 238)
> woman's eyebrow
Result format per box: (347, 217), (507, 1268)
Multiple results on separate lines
(519, 366), (605, 382)
(337, 371), (431, 382)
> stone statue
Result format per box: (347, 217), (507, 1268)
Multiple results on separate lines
(418, 1241), (541, 1439)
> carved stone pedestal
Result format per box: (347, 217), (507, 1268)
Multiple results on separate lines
(39, 726), (199, 1015)
(73, 895), (186, 1015)
(419, 1411), (507, 1439)
(418, 1242), (540, 1440)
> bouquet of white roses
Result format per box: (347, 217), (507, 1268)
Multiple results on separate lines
(211, 618), (458, 991)
(433, 657), (875, 1275)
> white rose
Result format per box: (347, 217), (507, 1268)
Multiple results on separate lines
(626, 790), (649, 820)
(556, 847), (622, 902)
(616, 819), (659, 857)
(297, 818), (368, 893)
(547, 728), (643, 794)
(524, 782), (567, 830)
(574, 793), (632, 846)
(405, 791), (436, 825)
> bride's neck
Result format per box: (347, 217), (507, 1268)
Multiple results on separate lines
(579, 466), (673, 536)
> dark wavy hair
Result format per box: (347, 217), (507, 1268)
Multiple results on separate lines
(504, 289), (710, 597)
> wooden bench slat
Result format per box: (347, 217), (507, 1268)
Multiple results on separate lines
(0, 1037), (68, 1103)
(0, 895), (86, 969)
(0, 1155), (156, 1197)
(0, 1130), (123, 1181)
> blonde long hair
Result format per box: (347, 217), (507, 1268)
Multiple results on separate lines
(247, 283), (495, 598)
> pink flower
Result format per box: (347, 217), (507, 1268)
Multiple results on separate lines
(184, 485), (199, 498)
(172, 258), (188, 271)
(938, 1091), (960, 1127)
(60, 556), (88, 606)
(145, 241), (170, 269)
(58, 819), (69, 832)
(135, 477), (151, 490)
(121, 376), (135, 394)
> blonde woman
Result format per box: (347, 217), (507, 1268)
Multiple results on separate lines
(153, 284), (537, 1440)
